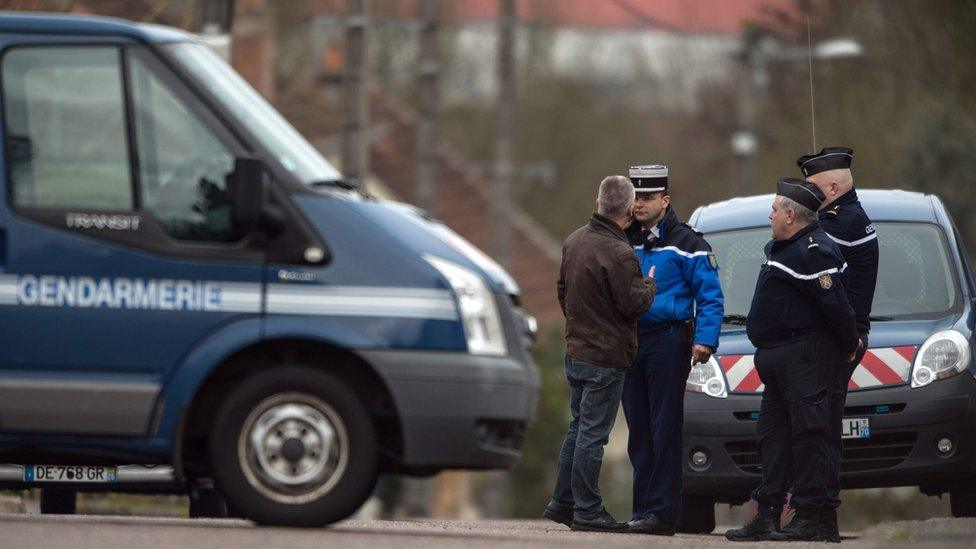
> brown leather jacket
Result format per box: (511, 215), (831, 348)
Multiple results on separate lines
(558, 212), (655, 367)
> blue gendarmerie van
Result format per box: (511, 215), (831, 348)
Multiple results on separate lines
(678, 189), (976, 533)
(0, 13), (539, 526)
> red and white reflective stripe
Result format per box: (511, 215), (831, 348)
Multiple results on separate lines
(717, 346), (917, 394)
(848, 346), (916, 390)
(718, 354), (764, 393)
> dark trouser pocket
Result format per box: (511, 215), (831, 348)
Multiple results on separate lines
(795, 389), (828, 434)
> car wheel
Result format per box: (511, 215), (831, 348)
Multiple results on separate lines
(208, 365), (378, 527)
(678, 494), (715, 533)
(40, 488), (76, 515)
(950, 480), (976, 517)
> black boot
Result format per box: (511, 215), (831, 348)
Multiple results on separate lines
(627, 513), (675, 536)
(769, 512), (821, 541)
(543, 501), (573, 527)
(724, 506), (781, 542)
(817, 507), (841, 543)
(570, 508), (629, 532)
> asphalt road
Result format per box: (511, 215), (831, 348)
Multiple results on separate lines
(3, 515), (975, 549)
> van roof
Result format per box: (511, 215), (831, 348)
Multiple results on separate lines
(0, 12), (192, 43)
(691, 189), (943, 233)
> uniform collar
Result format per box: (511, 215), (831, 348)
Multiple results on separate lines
(772, 220), (820, 251)
(834, 188), (858, 206)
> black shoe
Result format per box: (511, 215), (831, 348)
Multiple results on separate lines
(817, 507), (841, 543)
(627, 513), (675, 536)
(570, 509), (629, 532)
(724, 512), (781, 542)
(543, 501), (573, 527)
(769, 515), (821, 541)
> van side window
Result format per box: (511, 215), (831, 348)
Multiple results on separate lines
(127, 49), (237, 242)
(2, 47), (133, 210)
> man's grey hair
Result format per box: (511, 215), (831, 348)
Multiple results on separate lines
(780, 196), (817, 224)
(597, 175), (635, 218)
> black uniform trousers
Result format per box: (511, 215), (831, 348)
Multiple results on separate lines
(754, 335), (839, 517)
(825, 334), (868, 508)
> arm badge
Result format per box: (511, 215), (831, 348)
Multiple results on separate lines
(818, 274), (833, 290)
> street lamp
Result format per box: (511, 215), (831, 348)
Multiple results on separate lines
(733, 36), (863, 194)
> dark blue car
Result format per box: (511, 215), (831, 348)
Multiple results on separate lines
(679, 190), (976, 532)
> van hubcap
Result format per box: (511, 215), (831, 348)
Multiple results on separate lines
(238, 392), (349, 504)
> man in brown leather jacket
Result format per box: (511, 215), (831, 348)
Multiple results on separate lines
(544, 175), (656, 532)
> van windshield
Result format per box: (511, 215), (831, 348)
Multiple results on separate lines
(708, 222), (962, 322)
(165, 42), (342, 185)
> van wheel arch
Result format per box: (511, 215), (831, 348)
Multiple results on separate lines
(179, 339), (403, 482)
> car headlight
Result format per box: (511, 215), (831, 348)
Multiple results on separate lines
(686, 356), (727, 398)
(911, 330), (971, 388)
(425, 255), (507, 356)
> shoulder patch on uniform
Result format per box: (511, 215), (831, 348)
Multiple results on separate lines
(708, 252), (718, 269)
(807, 236), (819, 250)
(818, 273), (833, 289)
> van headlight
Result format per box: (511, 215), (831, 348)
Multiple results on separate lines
(911, 330), (971, 388)
(425, 255), (507, 356)
(686, 356), (727, 398)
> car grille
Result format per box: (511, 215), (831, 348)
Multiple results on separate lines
(724, 432), (918, 475)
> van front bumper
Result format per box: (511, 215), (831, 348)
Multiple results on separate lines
(362, 350), (540, 470)
(682, 371), (976, 502)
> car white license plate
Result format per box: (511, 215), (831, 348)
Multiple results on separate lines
(841, 417), (870, 439)
(25, 465), (117, 483)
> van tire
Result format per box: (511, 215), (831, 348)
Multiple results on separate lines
(677, 494), (715, 533)
(208, 365), (377, 527)
(950, 480), (976, 517)
(40, 488), (76, 515)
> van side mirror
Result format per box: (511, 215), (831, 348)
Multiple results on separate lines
(229, 156), (267, 234)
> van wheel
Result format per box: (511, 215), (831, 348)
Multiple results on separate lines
(40, 488), (76, 514)
(950, 479), (976, 517)
(678, 494), (715, 533)
(208, 366), (378, 527)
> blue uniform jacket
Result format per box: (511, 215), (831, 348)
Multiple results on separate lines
(745, 221), (859, 354)
(627, 207), (724, 349)
(819, 189), (879, 337)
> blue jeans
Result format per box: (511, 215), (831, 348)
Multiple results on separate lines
(551, 355), (626, 518)
(621, 325), (691, 523)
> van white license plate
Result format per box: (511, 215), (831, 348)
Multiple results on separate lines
(841, 417), (870, 439)
(25, 465), (117, 483)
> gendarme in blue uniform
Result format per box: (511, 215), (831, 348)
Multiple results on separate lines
(621, 166), (724, 529)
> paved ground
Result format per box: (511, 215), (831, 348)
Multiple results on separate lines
(1, 514), (974, 548)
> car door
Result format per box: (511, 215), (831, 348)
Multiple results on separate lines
(0, 42), (263, 436)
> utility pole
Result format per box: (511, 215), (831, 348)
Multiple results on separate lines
(343, 0), (370, 183)
(416, 0), (440, 212)
(493, 0), (515, 268)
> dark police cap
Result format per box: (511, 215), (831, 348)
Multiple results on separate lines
(796, 147), (853, 177)
(629, 164), (668, 192)
(776, 177), (825, 211)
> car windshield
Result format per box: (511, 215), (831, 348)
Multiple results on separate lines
(709, 222), (962, 323)
(164, 42), (342, 185)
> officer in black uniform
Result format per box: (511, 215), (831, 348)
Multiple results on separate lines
(725, 178), (861, 542)
(798, 147), (879, 542)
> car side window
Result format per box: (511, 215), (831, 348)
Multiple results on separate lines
(2, 46), (133, 210)
(127, 48), (237, 242)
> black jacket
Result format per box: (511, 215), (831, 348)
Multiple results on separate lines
(746, 221), (859, 354)
(819, 189), (879, 337)
(558, 213), (655, 367)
